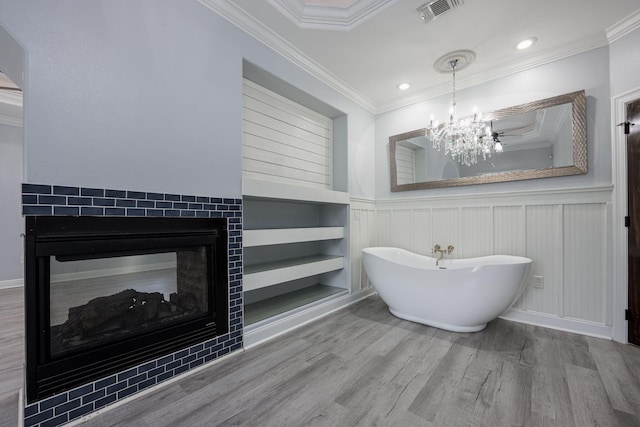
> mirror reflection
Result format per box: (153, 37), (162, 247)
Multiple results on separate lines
(390, 90), (586, 191)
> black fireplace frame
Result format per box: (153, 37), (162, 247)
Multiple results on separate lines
(24, 216), (228, 402)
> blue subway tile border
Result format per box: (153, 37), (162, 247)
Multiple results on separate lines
(53, 186), (79, 196)
(38, 195), (66, 205)
(23, 183), (52, 195)
(105, 189), (127, 198)
(81, 188), (104, 197)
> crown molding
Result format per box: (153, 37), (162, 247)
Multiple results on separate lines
(197, 1), (638, 116)
(266, 0), (399, 31)
(606, 8), (640, 43)
(197, 0), (377, 113)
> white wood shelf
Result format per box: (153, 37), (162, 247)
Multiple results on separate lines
(244, 284), (346, 325)
(243, 255), (344, 292)
(243, 178), (349, 205)
(243, 227), (344, 247)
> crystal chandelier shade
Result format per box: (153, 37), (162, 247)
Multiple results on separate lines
(426, 58), (501, 166)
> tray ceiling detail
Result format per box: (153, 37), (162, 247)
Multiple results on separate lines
(266, 0), (399, 31)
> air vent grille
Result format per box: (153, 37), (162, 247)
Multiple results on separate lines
(417, 0), (464, 22)
(430, 0), (451, 16)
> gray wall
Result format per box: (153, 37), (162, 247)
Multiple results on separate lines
(0, 0), (375, 199)
(610, 27), (640, 98)
(0, 123), (23, 281)
(375, 47), (612, 199)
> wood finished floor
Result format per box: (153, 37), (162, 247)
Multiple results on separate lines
(3, 287), (640, 426)
(0, 287), (24, 427)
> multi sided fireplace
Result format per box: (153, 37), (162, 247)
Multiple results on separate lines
(24, 216), (228, 402)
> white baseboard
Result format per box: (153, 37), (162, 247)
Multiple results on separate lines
(500, 308), (613, 340)
(243, 288), (376, 349)
(0, 278), (23, 289)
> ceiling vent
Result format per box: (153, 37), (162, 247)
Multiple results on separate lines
(417, 0), (464, 22)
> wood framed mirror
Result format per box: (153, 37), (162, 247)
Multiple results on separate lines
(389, 90), (587, 191)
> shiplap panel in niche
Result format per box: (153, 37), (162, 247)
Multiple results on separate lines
(523, 205), (563, 315)
(242, 80), (333, 190)
(461, 207), (492, 258)
(243, 83), (331, 138)
(395, 146), (416, 186)
(243, 133), (329, 167)
(243, 97), (330, 139)
(242, 114), (330, 153)
(243, 157), (328, 183)
(243, 122), (330, 157)
(563, 204), (606, 323)
(243, 146), (329, 175)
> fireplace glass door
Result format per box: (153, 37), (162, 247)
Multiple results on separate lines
(49, 248), (210, 358)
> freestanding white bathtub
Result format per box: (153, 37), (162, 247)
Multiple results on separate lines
(362, 247), (532, 332)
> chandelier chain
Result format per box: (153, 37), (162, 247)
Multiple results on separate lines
(451, 59), (457, 111)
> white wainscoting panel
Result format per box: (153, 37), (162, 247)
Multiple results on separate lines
(432, 208), (461, 253)
(367, 187), (613, 338)
(350, 198), (376, 292)
(461, 207), (493, 258)
(523, 204), (563, 316)
(390, 209), (412, 250)
(562, 203), (607, 323)
(493, 206), (525, 256)
(411, 209), (431, 255)
(493, 206), (526, 309)
(376, 210), (391, 248)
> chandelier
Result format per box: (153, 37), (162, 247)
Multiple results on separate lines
(426, 55), (501, 166)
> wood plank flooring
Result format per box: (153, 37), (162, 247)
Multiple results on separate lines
(0, 286), (24, 427)
(2, 287), (640, 426)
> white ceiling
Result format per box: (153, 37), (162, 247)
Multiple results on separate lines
(202, 0), (640, 113)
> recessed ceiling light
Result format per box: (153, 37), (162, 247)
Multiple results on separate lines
(515, 37), (537, 50)
(397, 83), (410, 90)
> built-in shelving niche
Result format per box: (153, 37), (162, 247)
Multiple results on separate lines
(241, 61), (350, 338)
(243, 179), (350, 328)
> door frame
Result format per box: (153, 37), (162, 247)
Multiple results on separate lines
(612, 87), (640, 343)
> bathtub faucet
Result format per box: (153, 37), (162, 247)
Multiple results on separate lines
(432, 244), (454, 266)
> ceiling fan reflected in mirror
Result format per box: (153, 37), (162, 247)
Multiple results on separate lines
(485, 120), (534, 152)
